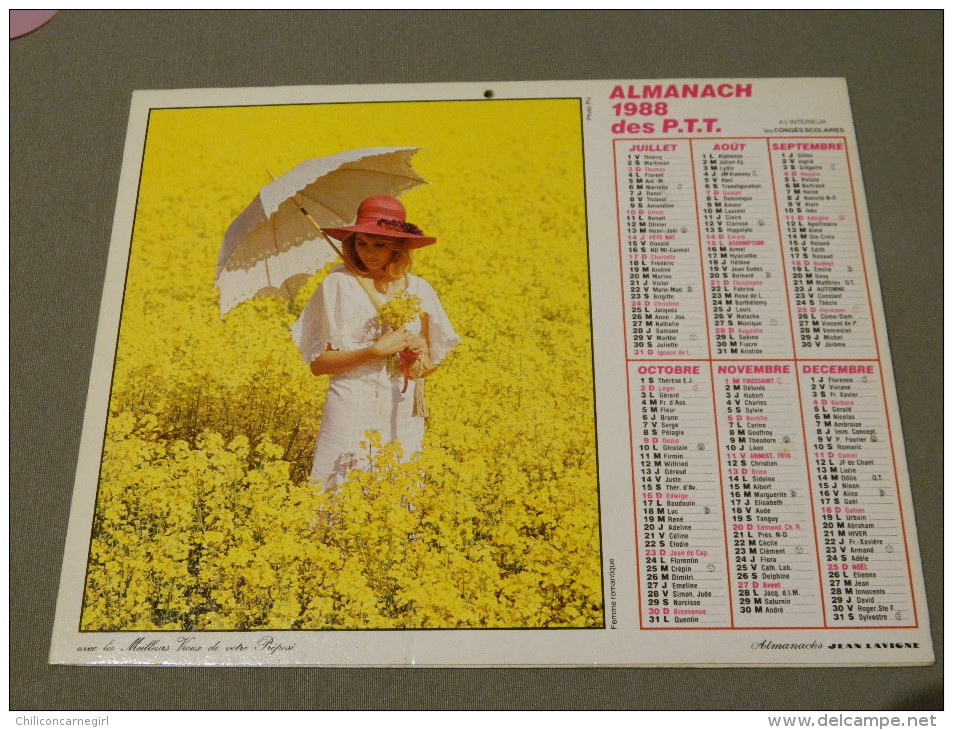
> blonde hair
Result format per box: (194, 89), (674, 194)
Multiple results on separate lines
(342, 235), (412, 281)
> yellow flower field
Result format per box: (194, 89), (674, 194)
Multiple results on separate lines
(80, 98), (603, 631)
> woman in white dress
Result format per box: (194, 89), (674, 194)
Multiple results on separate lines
(291, 196), (459, 489)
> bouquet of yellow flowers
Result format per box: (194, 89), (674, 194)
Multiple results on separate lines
(376, 291), (426, 395)
(375, 290), (422, 331)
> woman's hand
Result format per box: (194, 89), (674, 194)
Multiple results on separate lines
(310, 329), (428, 377)
(406, 333), (429, 357)
(370, 328), (417, 358)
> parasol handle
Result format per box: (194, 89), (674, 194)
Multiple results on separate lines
(299, 207), (344, 258)
(297, 205), (363, 277)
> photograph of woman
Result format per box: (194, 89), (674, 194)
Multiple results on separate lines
(291, 195), (460, 490)
(76, 98), (603, 634)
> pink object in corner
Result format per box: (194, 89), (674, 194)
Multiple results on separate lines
(10, 10), (59, 39)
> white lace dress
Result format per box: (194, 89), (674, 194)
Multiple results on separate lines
(291, 266), (460, 489)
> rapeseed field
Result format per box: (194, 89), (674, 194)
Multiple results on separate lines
(81, 98), (603, 630)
